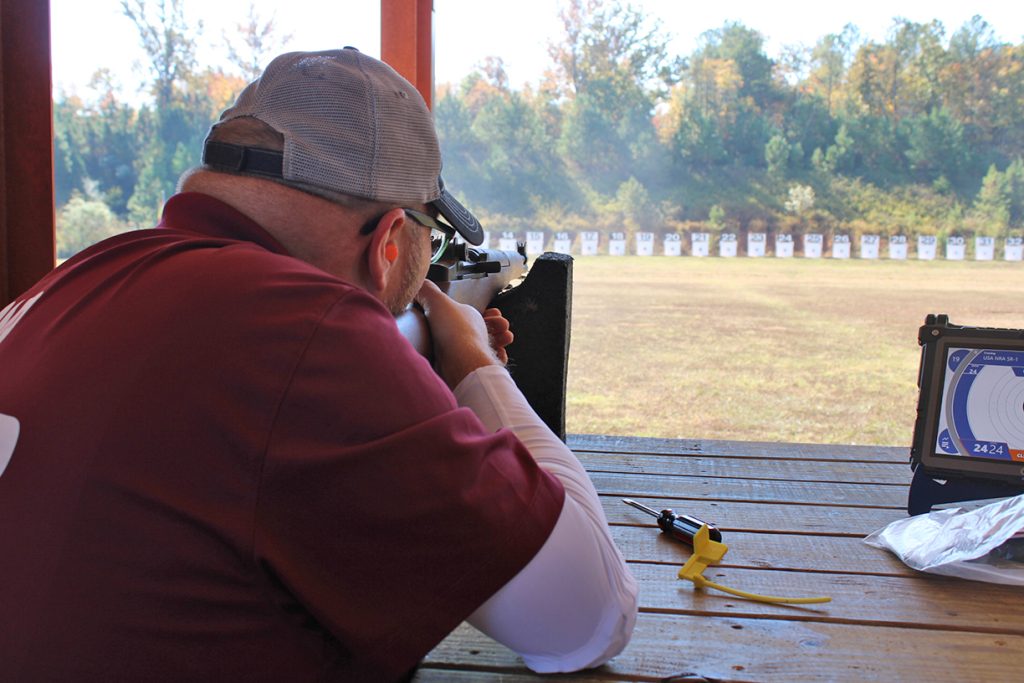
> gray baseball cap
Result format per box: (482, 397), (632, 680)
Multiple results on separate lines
(202, 47), (483, 245)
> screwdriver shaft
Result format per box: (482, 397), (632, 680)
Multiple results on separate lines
(622, 498), (660, 518)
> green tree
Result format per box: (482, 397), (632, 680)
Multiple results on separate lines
(942, 16), (1001, 136)
(436, 63), (571, 220)
(224, 2), (293, 81)
(890, 19), (948, 116)
(686, 23), (778, 164)
(903, 107), (969, 187)
(947, 23), (1024, 168)
(696, 22), (775, 109)
(808, 25), (859, 116)
(813, 124), (854, 176)
(970, 163), (1024, 230)
(839, 113), (905, 185)
(666, 106), (728, 169)
(847, 19), (947, 120)
(985, 159), (1024, 228)
(1009, 159), (1024, 226)
(435, 84), (487, 203)
(57, 193), (130, 259)
(127, 148), (168, 226)
(121, 0), (201, 108)
(53, 75), (149, 216)
(765, 134), (790, 179)
(708, 204), (725, 230)
(549, 0), (671, 193)
(663, 56), (737, 170)
(472, 85), (569, 214)
(81, 70), (148, 214)
(53, 96), (90, 207)
(121, 0), (215, 225)
(828, 124), (854, 172)
(779, 93), (832, 171)
(615, 176), (657, 232)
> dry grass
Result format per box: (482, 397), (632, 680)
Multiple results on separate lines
(566, 256), (1024, 446)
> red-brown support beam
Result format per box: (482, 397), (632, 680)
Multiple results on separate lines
(380, 0), (433, 109)
(0, 0), (55, 307)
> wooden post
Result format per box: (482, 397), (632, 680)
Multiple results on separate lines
(380, 0), (433, 109)
(0, 0), (56, 307)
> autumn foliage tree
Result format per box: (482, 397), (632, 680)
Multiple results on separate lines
(55, 2), (1024, 256)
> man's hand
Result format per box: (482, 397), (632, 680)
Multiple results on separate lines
(415, 280), (506, 389)
(483, 308), (514, 364)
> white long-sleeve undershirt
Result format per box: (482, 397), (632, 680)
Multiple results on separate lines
(453, 365), (638, 673)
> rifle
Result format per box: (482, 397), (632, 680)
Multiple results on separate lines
(396, 243), (574, 440)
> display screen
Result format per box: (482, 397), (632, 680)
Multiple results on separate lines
(934, 347), (1024, 462)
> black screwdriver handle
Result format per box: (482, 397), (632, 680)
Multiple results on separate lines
(658, 509), (722, 545)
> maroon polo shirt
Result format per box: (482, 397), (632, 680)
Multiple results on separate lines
(0, 193), (564, 682)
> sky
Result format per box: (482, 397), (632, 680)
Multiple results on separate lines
(51, 0), (1024, 104)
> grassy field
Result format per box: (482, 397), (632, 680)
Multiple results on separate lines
(565, 256), (1024, 446)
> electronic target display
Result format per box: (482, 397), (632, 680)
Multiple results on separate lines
(935, 348), (1024, 461)
(912, 315), (1024, 484)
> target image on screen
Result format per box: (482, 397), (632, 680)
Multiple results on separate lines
(935, 347), (1024, 463)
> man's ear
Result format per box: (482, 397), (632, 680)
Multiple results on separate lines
(366, 208), (407, 295)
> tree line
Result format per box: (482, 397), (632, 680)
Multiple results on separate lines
(54, 0), (283, 257)
(54, 0), (1024, 258)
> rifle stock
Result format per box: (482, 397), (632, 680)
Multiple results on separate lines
(396, 244), (573, 440)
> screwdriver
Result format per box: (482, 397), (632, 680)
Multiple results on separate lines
(622, 498), (722, 545)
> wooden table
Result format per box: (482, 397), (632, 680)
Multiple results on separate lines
(415, 434), (1024, 681)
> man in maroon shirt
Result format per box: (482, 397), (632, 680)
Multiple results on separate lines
(0, 48), (636, 681)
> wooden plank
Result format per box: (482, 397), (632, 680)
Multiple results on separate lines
(414, 672), (611, 682)
(580, 451), (910, 485)
(610, 527), (911, 575)
(590, 471), (907, 509)
(629, 563), (1024, 634)
(602, 496), (905, 536)
(570, 433), (907, 463)
(420, 614), (1024, 682)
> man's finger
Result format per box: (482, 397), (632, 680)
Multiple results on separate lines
(484, 316), (510, 334)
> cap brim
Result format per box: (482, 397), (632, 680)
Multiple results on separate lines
(432, 179), (483, 246)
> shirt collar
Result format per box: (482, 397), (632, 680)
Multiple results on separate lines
(157, 192), (291, 255)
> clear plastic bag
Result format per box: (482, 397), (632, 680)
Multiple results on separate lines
(863, 494), (1024, 585)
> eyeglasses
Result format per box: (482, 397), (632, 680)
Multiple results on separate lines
(403, 209), (457, 263)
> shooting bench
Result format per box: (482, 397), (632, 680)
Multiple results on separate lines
(415, 435), (1024, 681)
